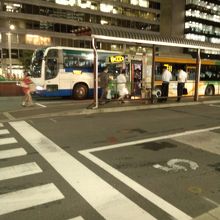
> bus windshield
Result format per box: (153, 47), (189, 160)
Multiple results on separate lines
(30, 48), (45, 78)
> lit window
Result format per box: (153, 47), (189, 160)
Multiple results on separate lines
(185, 33), (206, 42)
(139, 0), (149, 8)
(210, 38), (220, 44)
(55, 0), (75, 6)
(25, 35), (51, 46)
(79, 0), (91, 9)
(100, 3), (113, 13)
(131, 0), (139, 6)
(100, 19), (108, 25)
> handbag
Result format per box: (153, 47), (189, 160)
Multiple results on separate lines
(183, 88), (188, 95)
(20, 81), (28, 88)
(29, 83), (36, 92)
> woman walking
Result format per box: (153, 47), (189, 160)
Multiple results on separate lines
(21, 71), (34, 107)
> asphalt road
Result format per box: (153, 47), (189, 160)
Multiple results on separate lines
(0, 97), (220, 220)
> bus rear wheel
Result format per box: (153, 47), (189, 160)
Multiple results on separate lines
(205, 85), (215, 96)
(73, 84), (88, 100)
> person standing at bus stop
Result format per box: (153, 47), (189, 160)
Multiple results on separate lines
(117, 69), (128, 103)
(160, 66), (172, 102)
(99, 67), (109, 104)
(177, 68), (187, 102)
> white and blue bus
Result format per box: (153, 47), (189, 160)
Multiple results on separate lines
(30, 46), (118, 99)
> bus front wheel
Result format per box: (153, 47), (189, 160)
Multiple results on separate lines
(73, 84), (88, 100)
(205, 85), (215, 96)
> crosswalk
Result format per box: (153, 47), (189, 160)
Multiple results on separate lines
(0, 123), (65, 218)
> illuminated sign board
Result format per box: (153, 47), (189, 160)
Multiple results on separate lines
(109, 55), (125, 63)
(164, 64), (172, 72)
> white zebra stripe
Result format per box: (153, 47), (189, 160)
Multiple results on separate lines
(0, 137), (17, 145)
(0, 183), (64, 215)
(0, 129), (9, 135)
(0, 162), (42, 181)
(0, 148), (27, 159)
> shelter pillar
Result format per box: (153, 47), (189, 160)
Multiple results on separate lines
(194, 49), (201, 101)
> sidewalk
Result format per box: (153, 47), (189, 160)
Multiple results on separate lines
(0, 96), (220, 122)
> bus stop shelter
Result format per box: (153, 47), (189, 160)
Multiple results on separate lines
(74, 25), (220, 108)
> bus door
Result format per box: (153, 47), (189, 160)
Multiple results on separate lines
(131, 60), (142, 96)
(44, 49), (59, 94)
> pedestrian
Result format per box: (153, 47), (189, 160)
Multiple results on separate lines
(160, 66), (172, 102)
(99, 67), (109, 104)
(21, 71), (34, 107)
(116, 69), (128, 104)
(177, 68), (187, 102)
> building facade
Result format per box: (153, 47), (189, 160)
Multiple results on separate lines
(0, 0), (160, 76)
(184, 0), (220, 59)
(1, 0), (220, 77)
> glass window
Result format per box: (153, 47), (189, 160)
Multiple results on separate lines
(45, 49), (59, 80)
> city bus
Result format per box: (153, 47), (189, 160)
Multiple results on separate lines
(154, 56), (220, 97)
(30, 46), (118, 99)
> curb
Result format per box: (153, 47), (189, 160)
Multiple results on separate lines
(1, 99), (219, 122)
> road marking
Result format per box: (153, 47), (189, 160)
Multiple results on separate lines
(10, 121), (156, 220)
(209, 104), (220, 108)
(68, 216), (84, 220)
(83, 126), (220, 153)
(153, 159), (199, 172)
(173, 131), (220, 155)
(0, 129), (9, 135)
(3, 112), (15, 120)
(80, 151), (192, 220)
(0, 162), (42, 181)
(0, 148), (27, 159)
(35, 103), (46, 108)
(0, 183), (64, 215)
(202, 196), (219, 207)
(78, 126), (220, 220)
(0, 123), (3, 127)
(0, 137), (17, 145)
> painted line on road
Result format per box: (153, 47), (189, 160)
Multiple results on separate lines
(78, 126), (220, 220)
(0, 148), (27, 159)
(0, 183), (64, 215)
(83, 125), (220, 153)
(79, 151), (192, 220)
(0, 129), (9, 135)
(35, 103), (47, 108)
(3, 112), (15, 120)
(173, 131), (220, 155)
(10, 121), (156, 220)
(0, 137), (17, 145)
(209, 104), (220, 108)
(68, 216), (84, 220)
(0, 162), (42, 181)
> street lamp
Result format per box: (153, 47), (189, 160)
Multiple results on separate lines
(7, 24), (15, 76)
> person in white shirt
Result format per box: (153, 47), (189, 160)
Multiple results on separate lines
(161, 66), (172, 102)
(116, 69), (128, 103)
(177, 68), (187, 102)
